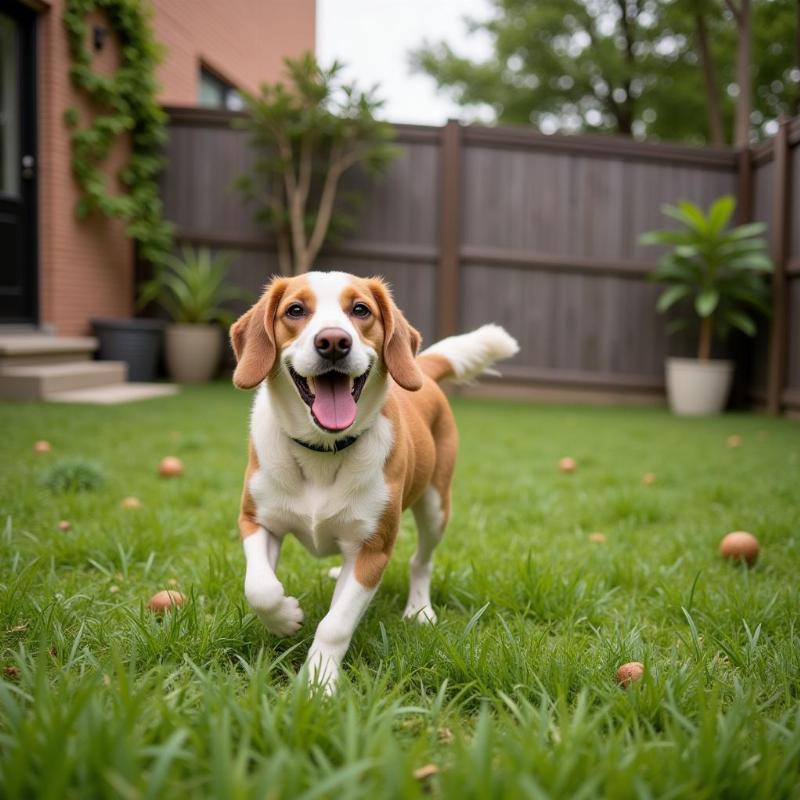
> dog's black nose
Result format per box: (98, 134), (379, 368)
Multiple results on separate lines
(314, 327), (352, 361)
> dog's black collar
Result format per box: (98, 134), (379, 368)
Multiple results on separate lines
(290, 434), (359, 453)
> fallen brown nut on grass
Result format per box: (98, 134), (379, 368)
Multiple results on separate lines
(147, 590), (186, 612)
(413, 764), (440, 781)
(719, 531), (759, 566)
(616, 661), (645, 687)
(33, 440), (51, 453)
(438, 727), (454, 743)
(559, 457), (577, 474)
(158, 457), (184, 477)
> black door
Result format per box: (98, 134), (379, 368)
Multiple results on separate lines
(0, 1), (37, 324)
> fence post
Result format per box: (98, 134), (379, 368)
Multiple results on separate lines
(766, 118), (791, 416)
(735, 147), (752, 224)
(437, 119), (462, 339)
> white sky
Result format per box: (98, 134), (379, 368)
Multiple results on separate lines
(316, 0), (495, 125)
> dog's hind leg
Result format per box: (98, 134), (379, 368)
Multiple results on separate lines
(404, 408), (456, 625)
(404, 486), (447, 625)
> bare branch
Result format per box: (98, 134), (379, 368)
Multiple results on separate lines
(297, 137), (313, 212)
(266, 177), (292, 275)
(278, 136), (309, 272)
(305, 144), (345, 266)
(276, 229), (292, 276)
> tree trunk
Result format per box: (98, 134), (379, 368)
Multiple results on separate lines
(697, 316), (714, 360)
(695, 12), (726, 145)
(731, 0), (753, 146)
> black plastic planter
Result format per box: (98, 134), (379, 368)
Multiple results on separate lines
(91, 318), (165, 382)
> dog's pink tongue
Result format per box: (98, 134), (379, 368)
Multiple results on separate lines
(312, 373), (356, 431)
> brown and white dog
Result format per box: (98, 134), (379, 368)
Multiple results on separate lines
(230, 271), (517, 692)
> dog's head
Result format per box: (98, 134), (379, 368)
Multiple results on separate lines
(230, 271), (423, 437)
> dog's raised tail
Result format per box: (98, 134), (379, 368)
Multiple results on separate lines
(418, 324), (519, 384)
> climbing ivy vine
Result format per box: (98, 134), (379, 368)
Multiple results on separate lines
(63, 0), (172, 264)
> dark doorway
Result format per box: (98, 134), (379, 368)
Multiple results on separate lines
(0, 1), (37, 324)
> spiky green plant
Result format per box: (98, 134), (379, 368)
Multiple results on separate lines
(41, 460), (105, 493)
(138, 247), (248, 326)
(640, 196), (773, 360)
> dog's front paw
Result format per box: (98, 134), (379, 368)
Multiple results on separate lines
(245, 579), (304, 636)
(305, 649), (340, 695)
(258, 595), (304, 636)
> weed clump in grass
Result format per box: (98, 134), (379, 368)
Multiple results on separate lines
(40, 459), (105, 493)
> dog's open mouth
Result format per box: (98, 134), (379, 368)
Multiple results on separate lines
(289, 366), (370, 432)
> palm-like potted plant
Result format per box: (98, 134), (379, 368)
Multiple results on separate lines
(640, 196), (772, 415)
(139, 247), (245, 383)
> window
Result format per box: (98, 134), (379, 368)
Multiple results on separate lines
(0, 14), (20, 195)
(198, 66), (243, 111)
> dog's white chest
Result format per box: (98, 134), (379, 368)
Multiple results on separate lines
(252, 472), (386, 556)
(248, 388), (393, 557)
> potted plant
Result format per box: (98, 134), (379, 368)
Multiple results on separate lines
(640, 195), (772, 416)
(139, 246), (246, 383)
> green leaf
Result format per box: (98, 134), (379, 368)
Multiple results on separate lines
(725, 309), (757, 337)
(720, 222), (767, 243)
(662, 201), (708, 235)
(639, 230), (693, 247)
(707, 195), (735, 235)
(656, 285), (692, 313)
(695, 290), (719, 318)
(725, 253), (774, 272)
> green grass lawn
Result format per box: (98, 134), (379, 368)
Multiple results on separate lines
(1, 384), (799, 798)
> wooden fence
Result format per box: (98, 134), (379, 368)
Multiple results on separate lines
(749, 118), (799, 415)
(160, 107), (798, 414)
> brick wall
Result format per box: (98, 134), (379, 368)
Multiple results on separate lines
(38, 2), (134, 336)
(154, 0), (315, 105)
(36, 0), (314, 336)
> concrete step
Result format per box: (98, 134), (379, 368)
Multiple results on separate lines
(0, 334), (98, 367)
(0, 361), (127, 400)
(47, 383), (179, 405)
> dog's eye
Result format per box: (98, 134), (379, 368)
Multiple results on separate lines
(352, 302), (371, 319)
(285, 303), (305, 319)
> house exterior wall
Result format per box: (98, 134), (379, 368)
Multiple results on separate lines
(37, 2), (132, 336)
(154, 0), (315, 105)
(35, 0), (314, 336)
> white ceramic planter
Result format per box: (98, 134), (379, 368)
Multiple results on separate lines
(165, 323), (222, 383)
(666, 357), (734, 416)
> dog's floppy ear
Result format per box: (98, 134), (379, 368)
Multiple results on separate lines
(367, 278), (424, 391)
(230, 277), (289, 389)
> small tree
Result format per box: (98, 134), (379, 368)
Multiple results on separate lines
(640, 196), (772, 360)
(236, 54), (398, 275)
